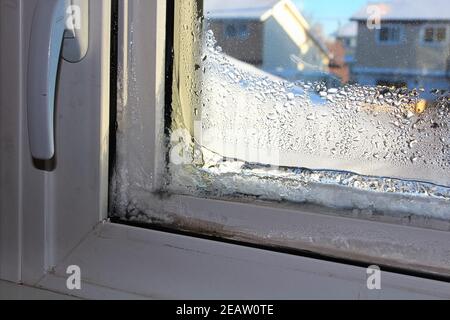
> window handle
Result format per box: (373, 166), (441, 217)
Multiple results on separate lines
(27, 0), (89, 161)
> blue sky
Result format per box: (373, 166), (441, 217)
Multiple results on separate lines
(293, 0), (370, 36)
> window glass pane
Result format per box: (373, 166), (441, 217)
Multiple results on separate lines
(390, 26), (400, 42)
(437, 27), (446, 42)
(225, 23), (237, 38)
(379, 27), (390, 41)
(424, 27), (434, 42)
(238, 23), (249, 39)
(166, 0), (450, 220)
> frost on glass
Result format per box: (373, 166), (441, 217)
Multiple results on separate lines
(167, 25), (450, 219)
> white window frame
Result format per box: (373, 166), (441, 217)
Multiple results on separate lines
(420, 24), (449, 47)
(1, 0), (450, 299)
(376, 24), (404, 45)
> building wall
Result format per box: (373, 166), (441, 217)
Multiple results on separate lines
(327, 40), (350, 83)
(355, 21), (450, 72)
(262, 16), (300, 73)
(207, 19), (264, 66)
(262, 16), (328, 81)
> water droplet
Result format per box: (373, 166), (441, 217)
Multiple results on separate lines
(327, 88), (338, 94)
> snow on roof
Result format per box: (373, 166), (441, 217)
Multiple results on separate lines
(204, 0), (280, 19)
(335, 22), (358, 38)
(352, 0), (450, 21)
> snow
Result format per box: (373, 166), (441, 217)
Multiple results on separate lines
(352, 0), (450, 22)
(204, 0), (279, 19)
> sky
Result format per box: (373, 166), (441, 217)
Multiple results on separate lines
(293, 0), (370, 36)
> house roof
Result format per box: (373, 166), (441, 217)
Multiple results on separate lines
(335, 22), (358, 38)
(204, 0), (280, 20)
(352, 0), (450, 21)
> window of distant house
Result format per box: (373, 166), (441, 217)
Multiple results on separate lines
(224, 22), (249, 40)
(423, 25), (447, 44)
(378, 25), (402, 44)
(343, 38), (356, 48)
(342, 38), (351, 47)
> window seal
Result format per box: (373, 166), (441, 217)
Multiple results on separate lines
(108, 0), (119, 213)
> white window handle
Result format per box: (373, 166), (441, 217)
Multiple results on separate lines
(27, 0), (89, 161)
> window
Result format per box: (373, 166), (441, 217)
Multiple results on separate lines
(424, 27), (434, 42)
(423, 25), (447, 44)
(224, 22), (249, 40)
(148, 0), (449, 219)
(343, 37), (356, 48)
(377, 25), (402, 44)
(225, 23), (237, 38)
(4, 0), (450, 300)
(437, 28), (447, 41)
(110, 0), (450, 279)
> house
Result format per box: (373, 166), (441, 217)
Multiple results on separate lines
(204, 0), (332, 83)
(351, 0), (450, 98)
(335, 22), (358, 63)
(328, 22), (358, 83)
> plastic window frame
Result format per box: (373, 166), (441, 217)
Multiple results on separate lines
(107, 0), (450, 282)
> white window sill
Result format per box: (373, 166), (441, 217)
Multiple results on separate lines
(33, 222), (450, 300)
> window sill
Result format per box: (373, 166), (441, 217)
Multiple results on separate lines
(34, 222), (450, 299)
(112, 193), (450, 281)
